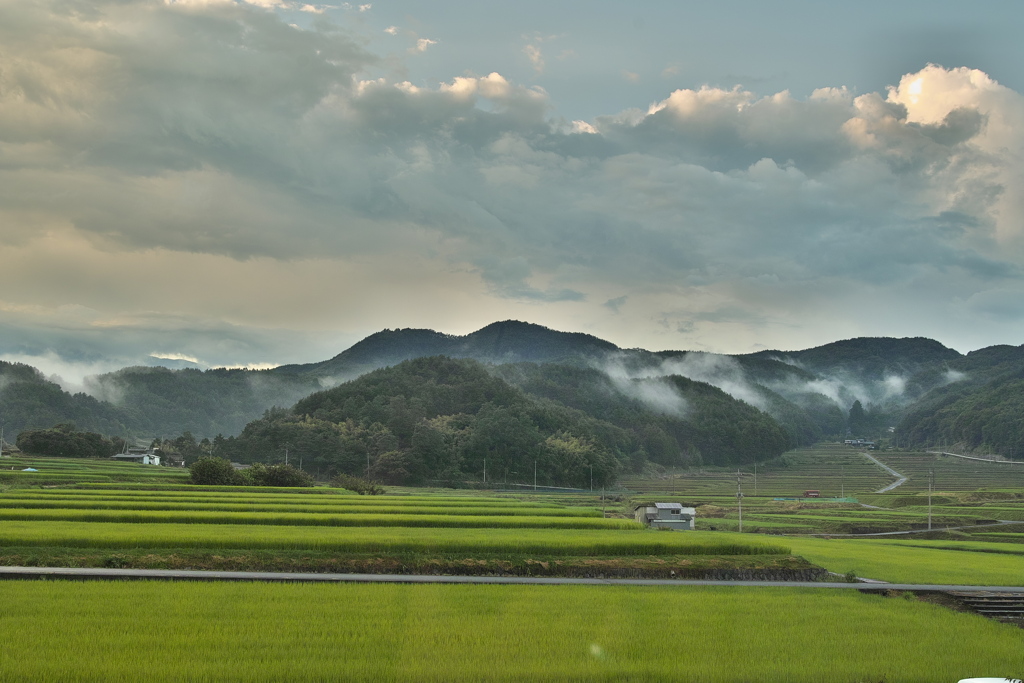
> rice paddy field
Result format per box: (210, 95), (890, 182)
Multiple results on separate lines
(0, 456), (798, 577)
(0, 454), (190, 484)
(623, 445), (1024, 537)
(784, 536), (1024, 585)
(2, 448), (1024, 681)
(1, 581), (1021, 682)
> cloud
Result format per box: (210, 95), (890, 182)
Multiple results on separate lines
(412, 38), (438, 53)
(3, 1), (1024, 370)
(602, 358), (688, 417)
(150, 352), (202, 364)
(659, 353), (766, 409)
(523, 44), (544, 74)
(603, 296), (627, 313)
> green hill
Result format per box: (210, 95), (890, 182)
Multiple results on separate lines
(216, 356), (793, 484)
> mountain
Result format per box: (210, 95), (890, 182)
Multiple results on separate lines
(8, 320), (1024, 462)
(216, 356), (792, 484)
(0, 361), (130, 437)
(275, 320), (619, 380)
(81, 366), (323, 438)
(895, 344), (1024, 457)
(744, 337), (962, 382)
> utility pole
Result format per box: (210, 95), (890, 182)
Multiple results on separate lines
(366, 452), (370, 480)
(285, 448), (288, 466)
(928, 468), (934, 531)
(736, 469), (744, 533)
(483, 458), (486, 486)
(841, 464), (845, 499)
(534, 460), (537, 491)
(754, 462), (757, 496)
(590, 464), (593, 492)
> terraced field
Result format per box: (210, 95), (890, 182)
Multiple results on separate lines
(622, 445), (1024, 536)
(2, 449), (1023, 681)
(0, 454), (189, 485)
(872, 451), (1024, 492)
(621, 444), (892, 498)
(0, 460), (800, 578)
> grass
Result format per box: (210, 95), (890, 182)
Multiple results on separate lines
(0, 507), (638, 529)
(1, 581), (1021, 682)
(785, 536), (1024, 585)
(0, 493), (587, 515)
(0, 521), (789, 556)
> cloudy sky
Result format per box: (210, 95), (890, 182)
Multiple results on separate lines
(3, 0), (1024, 380)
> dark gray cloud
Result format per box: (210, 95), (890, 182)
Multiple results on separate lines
(2, 1), (1024, 371)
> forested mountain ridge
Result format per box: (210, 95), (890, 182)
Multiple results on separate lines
(0, 361), (130, 437)
(895, 344), (1024, 458)
(275, 320), (620, 380)
(743, 337), (961, 380)
(216, 356), (792, 484)
(83, 366), (322, 437)
(6, 320), (1024, 462)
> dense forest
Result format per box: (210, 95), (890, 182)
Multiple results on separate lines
(215, 357), (793, 485)
(7, 320), (1024, 464)
(15, 424), (127, 459)
(0, 362), (130, 437)
(895, 346), (1024, 458)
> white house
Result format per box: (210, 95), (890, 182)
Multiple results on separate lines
(634, 502), (696, 530)
(111, 452), (161, 466)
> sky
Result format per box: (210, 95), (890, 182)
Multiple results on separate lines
(3, 0), (1024, 382)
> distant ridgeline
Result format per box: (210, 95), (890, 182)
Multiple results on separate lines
(5, 321), (1024, 470)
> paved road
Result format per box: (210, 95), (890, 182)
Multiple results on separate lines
(928, 450), (1024, 465)
(0, 566), (1022, 592)
(797, 519), (1021, 538)
(863, 452), (909, 492)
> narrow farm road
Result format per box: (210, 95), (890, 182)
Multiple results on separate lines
(0, 565), (1022, 592)
(863, 452), (908, 493)
(801, 519), (1021, 537)
(927, 450), (1024, 465)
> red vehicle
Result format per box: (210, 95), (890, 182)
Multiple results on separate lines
(804, 490), (820, 498)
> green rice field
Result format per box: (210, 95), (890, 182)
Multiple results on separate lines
(1, 581), (1020, 682)
(0, 454), (189, 484)
(2, 447), (1024, 682)
(785, 536), (1024, 585)
(0, 520), (787, 555)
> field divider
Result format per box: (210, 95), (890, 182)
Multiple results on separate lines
(2, 566), (1024, 591)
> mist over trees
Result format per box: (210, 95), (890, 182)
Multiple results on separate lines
(9, 321), (1024, 464)
(213, 356), (796, 485)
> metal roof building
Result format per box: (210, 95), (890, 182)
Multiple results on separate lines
(634, 502), (696, 530)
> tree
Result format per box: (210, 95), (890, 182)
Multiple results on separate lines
(331, 473), (385, 495)
(188, 457), (242, 485)
(848, 400), (867, 437)
(242, 463), (314, 487)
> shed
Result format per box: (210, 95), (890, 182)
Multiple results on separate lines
(633, 502), (696, 530)
(111, 453), (161, 466)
